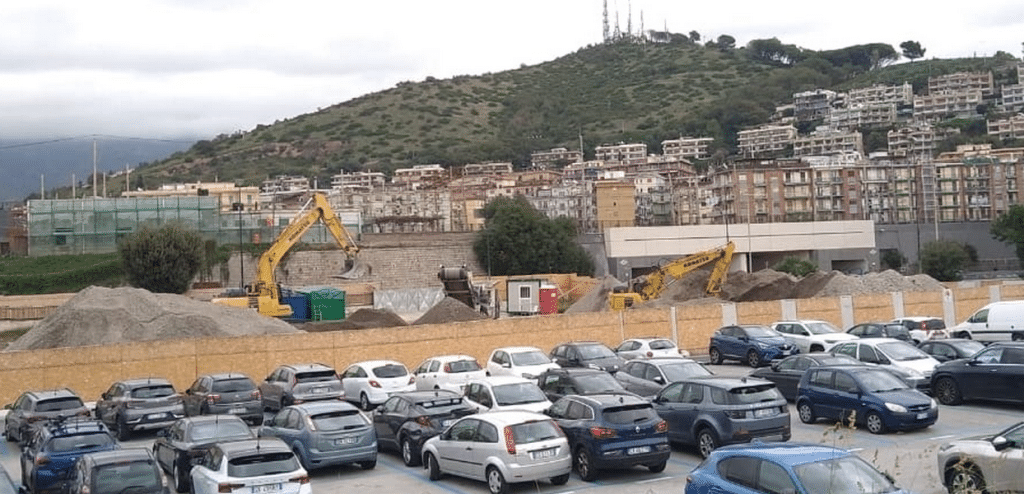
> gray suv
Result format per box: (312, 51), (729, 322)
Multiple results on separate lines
(258, 363), (343, 412)
(94, 378), (185, 440)
(4, 388), (90, 443)
(183, 373), (263, 425)
(259, 402), (377, 471)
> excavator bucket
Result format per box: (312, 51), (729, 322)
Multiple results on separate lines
(335, 258), (370, 279)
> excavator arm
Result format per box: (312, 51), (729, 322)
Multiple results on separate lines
(609, 241), (735, 310)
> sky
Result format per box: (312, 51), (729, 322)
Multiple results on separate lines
(2, 0), (1023, 142)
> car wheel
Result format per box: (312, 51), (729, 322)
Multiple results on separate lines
(173, 461), (188, 493)
(935, 377), (963, 405)
(359, 458), (376, 470)
(116, 416), (131, 441)
(809, 345), (824, 353)
(550, 473), (570, 485)
(486, 466), (508, 494)
(865, 411), (885, 434)
(797, 402), (816, 424)
(293, 447), (310, 471)
(956, 331), (971, 340)
(708, 347), (722, 365)
(648, 460), (667, 473)
(1013, 333), (1024, 342)
(359, 393), (371, 411)
(401, 437), (420, 467)
(574, 447), (596, 481)
(696, 428), (718, 459)
(746, 349), (761, 368)
(947, 464), (985, 494)
(426, 453), (442, 480)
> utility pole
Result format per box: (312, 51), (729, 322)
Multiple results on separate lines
(92, 139), (98, 198)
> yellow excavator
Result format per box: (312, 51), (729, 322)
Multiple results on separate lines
(213, 192), (367, 318)
(608, 242), (735, 310)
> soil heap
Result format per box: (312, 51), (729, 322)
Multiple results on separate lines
(299, 308), (408, 331)
(413, 297), (489, 325)
(5, 286), (299, 351)
(563, 276), (622, 313)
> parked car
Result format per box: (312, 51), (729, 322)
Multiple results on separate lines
(918, 338), (986, 363)
(948, 300), (1024, 342)
(486, 346), (560, 379)
(685, 442), (908, 494)
(412, 355), (487, 392)
(830, 338), (940, 391)
(749, 353), (866, 401)
(152, 415), (255, 492)
(340, 360), (416, 410)
(771, 320), (857, 353)
(372, 390), (475, 466)
(421, 411), (571, 494)
(931, 341), (1024, 406)
(796, 365), (938, 434)
(549, 341), (626, 373)
(190, 438), (310, 494)
(462, 376), (552, 413)
(259, 401), (377, 471)
(259, 363), (344, 413)
(94, 378), (185, 440)
(545, 394), (670, 481)
(182, 373), (262, 425)
(19, 418), (118, 494)
(4, 388), (90, 444)
(937, 421), (1024, 494)
(651, 376), (790, 458)
(614, 357), (712, 398)
(67, 448), (168, 494)
(893, 316), (950, 343)
(536, 368), (632, 403)
(614, 337), (690, 359)
(846, 322), (913, 342)
(708, 324), (797, 367)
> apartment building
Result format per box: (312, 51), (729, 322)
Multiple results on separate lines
(334, 186), (451, 233)
(123, 182), (260, 212)
(464, 162), (513, 176)
(526, 182), (593, 229)
(888, 123), (960, 157)
(914, 90), (984, 120)
(607, 153), (696, 179)
(530, 147), (583, 169)
(792, 128), (864, 157)
(330, 171), (386, 191)
(999, 84), (1024, 112)
(828, 103), (897, 130)
(662, 136), (714, 160)
(793, 89), (841, 121)
(846, 83), (914, 107)
(595, 142), (648, 166)
(594, 179), (635, 231)
(737, 124), (798, 158)
(392, 164), (446, 189)
(261, 175), (309, 194)
(928, 71), (994, 96)
(987, 113), (1024, 140)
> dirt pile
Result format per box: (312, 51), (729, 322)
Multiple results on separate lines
(563, 276), (622, 313)
(5, 286), (299, 351)
(413, 297), (489, 325)
(816, 270), (945, 296)
(299, 308), (408, 331)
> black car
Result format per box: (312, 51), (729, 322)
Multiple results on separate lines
(94, 378), (185, 441)
(4, 388), (91, 444)
(152, 415), (254, 492)
(549, 342), (626, 374)
(182, 373), (263, 425)
(918, 338), (986, 363)
(931, 342), (1024, 406)
(20, 418), (118, 494)
(536, 368), (632, 403)
(66, 448), (168, 494)
(371, 390), (475, 467)
(846, 322), (912, 342)
(614, 357), (713, 398)
(749, 354), (866, 401)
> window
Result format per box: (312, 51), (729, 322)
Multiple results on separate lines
(758, 460), (798, 494)
(719, 456), (759, 489)
(809, 370), (834, 388)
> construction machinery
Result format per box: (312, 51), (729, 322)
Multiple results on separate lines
(213, 193), (367, 318)
(608, 242), (735, 310)
(438, 265), (499, 318)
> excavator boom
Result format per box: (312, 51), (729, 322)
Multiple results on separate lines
(609, 242), (735, 310)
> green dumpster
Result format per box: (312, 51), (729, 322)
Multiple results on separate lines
(302, 286), (346, 321)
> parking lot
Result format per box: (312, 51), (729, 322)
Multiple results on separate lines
(2, 361), (1019, 494)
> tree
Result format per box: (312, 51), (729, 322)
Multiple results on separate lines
(773, 257), (817, 277)
(118, 222), (204, 294)
(919, 240), (969, 282)
(473, 196), (594, 277)
(688, 30), (700, 43)
(900, 40), (926, 61)
(991, 204), (1024, 268)
(715, 34), (736, 51)
(881, 249), (906, 271)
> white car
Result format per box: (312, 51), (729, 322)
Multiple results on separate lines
(771, 320), (858, 353)
(340, 360), (416, 410)
(891, 316), (950, 343)
(190, 438), (311, 494)
(462, 376), (552, 413)
(486, 346), (560, 379)
(413, 354), (487, 392)
(421, 411), (571, 494)
(614, 337), (691, 359)
(829, 338), (941, 392)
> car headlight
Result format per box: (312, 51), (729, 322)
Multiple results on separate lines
(930, 398), (937, 409)
(884, 402), (907, 413)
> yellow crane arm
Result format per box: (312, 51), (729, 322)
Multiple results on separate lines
(635, 241), (735, 301)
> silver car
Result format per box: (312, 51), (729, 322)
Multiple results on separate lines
(937, 421), (1024, 494)
(259, 402), (377, 471)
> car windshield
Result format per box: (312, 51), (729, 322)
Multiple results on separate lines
(493, 383), (548, 405)
(575, 373), (625, 394)
(806, 322), (841, 335)
(508, 420), (562, 445)
(885, 325), (911, 338)
(793, 455), (898, 494)
(310, 410), (368, 431)
(953, 341), (985, 356)
(744, 326), (781, 337)
(877, 341), (930, 361)
(130, 385), (175, 399)
(577, 344), (616, 360)
(817, 356), (862, 366)
(211, 378), (256, 393)
(602, 404), (658, 424)
(724, 384), (782, 404)
(189, 421), (253, 442)
(660, 362), (713, 381)
(445, 360), (481, 373)
(36, 397), (84, 412)
(415, 397), (468, 415)
(510, 351), (551, 366)
(226, 451), (299, 478)
(648, 340), (676, 350)
(855, 370), (908, 393)
(295, 370), (338, 383)
(93, 461), (161, 494)
(372, 364), (408, 378)
(47, 432), (115, 452)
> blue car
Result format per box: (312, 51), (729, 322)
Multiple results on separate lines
(709, 324), (797, 367)
(685, 442), (913, 494)
(19, 418), (119, 494)
(796, 365), (938, 434)
(258, 401), (377, 471)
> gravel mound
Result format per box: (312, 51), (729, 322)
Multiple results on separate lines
(299, 308), (408, 331)
(413, 297), (489, 325)
(816, 269), (946, 297)
(5, 286), (299, 351)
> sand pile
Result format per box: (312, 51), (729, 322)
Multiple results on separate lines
(816, 270), (945, 296)
(413, 297), (489, 325)
(299, 308), (408, 331)
(5, 286), (299, 351)
(563, 275), (622, 313)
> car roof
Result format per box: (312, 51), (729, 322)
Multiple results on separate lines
(81, 448), (154, 466)
(350, 360), (406, 368)
(202, 373), (255, 381)
(216, 438), (290, 457)
(557, 341), (606, 347)
(623, 337), (674, 343)
(848, 337), (904, 346)
(473, 376), (532, 386)
(772, 320), (830, 325)
(467, 410), (552, 427)
(24, 388), (79, 400)
(544, 367), (606, 376)
(393, 390), (462, 402)
(797, 354), (863, 363)
(286, 401), (361, 414)
(680, 376), (773, 389)
(422, 355), (477, 363)
(177, 415), (249, 427)
(712, 442), (852, 466)
(119, 377), (174, 388)
(986, 341), (1024, 348)
(44, 418), (109, 436)
(893, 316), (942, 322)
(643, 357), (698, 365)
(280, 363), (335, 372)
(567, 393), (649, 408)
(491, 346), (545, 354)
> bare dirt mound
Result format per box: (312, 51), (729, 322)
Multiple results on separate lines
(564, 275), (621, 313)
(5, 286), (299, 351)
(723, 270), (799, 302)
(299, 308), (408, 331)
(413, 297), (489, 325)
(817, 270), (945, 297)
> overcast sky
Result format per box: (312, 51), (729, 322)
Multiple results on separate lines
(2, 0), (1022, 142)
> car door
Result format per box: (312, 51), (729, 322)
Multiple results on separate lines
(372, 397), (405, 447)
(718, 327), (742, 359)
(436, 418), (480, 477)
(488, 351), (510, 376)
(265, 408), (301, 445)
(616, 340), (640, 360)
(804, 369), (839, 420)
(995, 347), (1024, 403)
(550, 345), (568, 367)
(615, 362), (646, 396)
(772, 356), (808, 401)
(829, 370), (865, 424)
(259, 369), (285, 410)
(653, 382), (702, 445)
(985, 423), (1024, 492)
(957, 346), (1003, 401)
(341, 365), (368, 403)
(5, 395), (27, 439)
(184, 377), (208, 416)
(548, 398), (588, 448)
(94, 383), (123, 427)
(153, 420), (182, 471)
(413, 359), (436, 390)
(776, 324), (805, 353)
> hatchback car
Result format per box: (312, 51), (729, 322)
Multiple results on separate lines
(749, 353), (866, 401)
(545, 394), (670, 481)
(708, 325), (796, 367)
(340, 360), (416, 410)
(614, 357), (712, 398)
(67, 448), (167, 494)
(372, 390), (475, 466)
(918, 338), (986, 363)
(652, 376), (790, 458)
(421, 411), (571, 494)
(153, 415), (255, 492)
(182, 373), (262, 425)
(771, 320), (857, 353)
(937, 421), (1024, 494)
(931, 341), (1024, 406)
(94, 378), (185, 440)
(259, 401), (377, 471)
(4, 388), (91, 444)
(846, 322), (912, 342)
(685, 442), (908, 494)
(486, 346), (560, 379)
(259, 363), (344, 413)
(20, 418), (119, 494)
(462, 376), (552, 413)
(830, 338), (940, 391)
(549, 341), (626, 373)
(893, 316), (950, 343)
(190, 438), (310, 494)
(797, 365), (938, 434)
(614, 337), (690, 359)
(536, 368), (632, 403)
(412, 354), (487, 392)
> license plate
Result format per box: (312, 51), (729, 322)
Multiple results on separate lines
(311, 387), (328, 394)
(146, 413), (166, 420)
(230, 407), (246, 414)
(916, 412), (927, 420)
(441, 419), (453, 427)
(251, 484), (281, 494)
(627, 446), (651, 455)
(531, 448), (557, 459)
(336, 437), (358, 446)
(754, 408), (777, 418)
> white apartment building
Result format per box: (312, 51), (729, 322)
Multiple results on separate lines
(988, 113), (1024, 140)
(1000, 84), (1024, 112)
(928, 71), (994, 96)
(888, 123), (959, 157)
(846, 83), (914, 107)
(464, 162), (513, 176)
(261, 175), (309, 193)
(737, 124), (798, 158)
(526, 182), (593, 228)
(792, 129), (864, 157)
(595, 142), (648, 165)
(562, 160), (606, 181)
(530, 147), (583, 169)
(392, 164), (445, 189)
(914, 90), (984, 120)
(828, 103), (897, 130)
(330, 171), (386, 190)
(662, 137), (714, 160)
(793, 89), (841, 121)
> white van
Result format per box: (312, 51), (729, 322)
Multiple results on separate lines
(949, 300), (1024, 342)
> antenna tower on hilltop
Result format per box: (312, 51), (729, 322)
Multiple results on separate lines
(602, 0), (610, 42)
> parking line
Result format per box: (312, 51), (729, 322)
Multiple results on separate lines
(929, 435), (955, 440)
(638, 476), (674, 484)
(374, 457), (473, 494)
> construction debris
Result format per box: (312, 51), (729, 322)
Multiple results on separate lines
(413, 297), (489, 325)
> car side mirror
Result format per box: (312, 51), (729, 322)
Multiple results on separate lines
(770, 362), (780, 371)
(653, 376), (664, 384)
(877, 357), (890, 365)
(265, 417), (275, 427)
(993, 435), (1011, 451)
(739, 336), (749, 342)
(501, 362), (511, 368)
(156, 428), (168, 437)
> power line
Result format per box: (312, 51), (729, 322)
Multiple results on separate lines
(0, 134), (194, 151)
